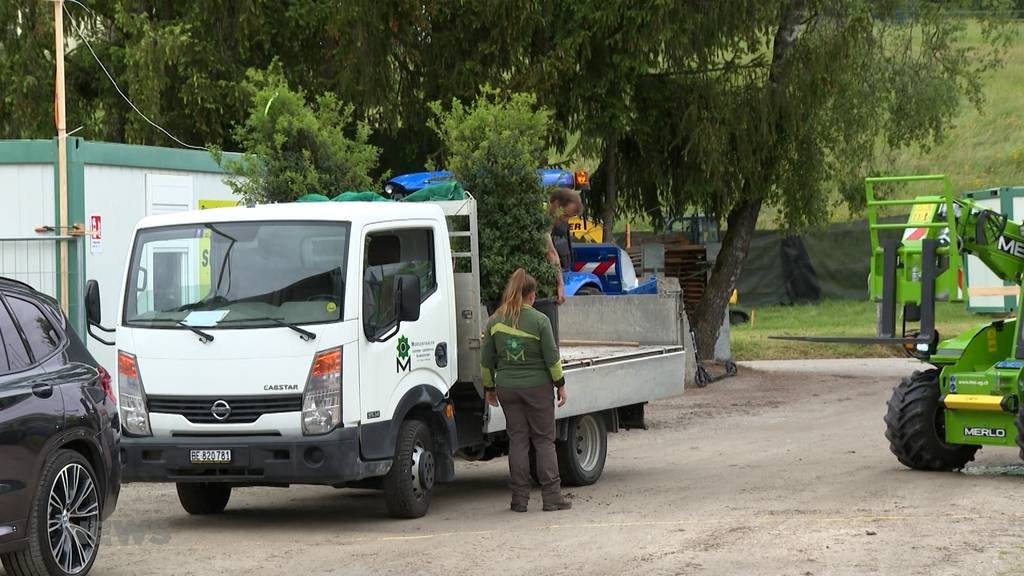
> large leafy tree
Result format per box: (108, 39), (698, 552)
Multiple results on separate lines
(430, 89), (557, 302)
(605, 1), (1011, 357)
(215, 66), (380, 205)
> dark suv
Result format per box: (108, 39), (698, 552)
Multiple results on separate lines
(0, 278), (120, 576)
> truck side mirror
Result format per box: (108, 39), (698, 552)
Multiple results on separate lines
(84, 279), (115, 345)
(395, 274), (421, 322)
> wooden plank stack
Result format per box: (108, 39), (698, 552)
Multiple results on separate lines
(628, 234), (709, 320)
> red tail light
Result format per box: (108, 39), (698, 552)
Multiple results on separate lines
(97, 366), (115, 404)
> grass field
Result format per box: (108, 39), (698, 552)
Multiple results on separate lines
(730, 299), (1010, 361)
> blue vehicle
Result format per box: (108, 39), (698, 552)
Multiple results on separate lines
(383, 168), (588, 201)
(383, 170), (655, 296)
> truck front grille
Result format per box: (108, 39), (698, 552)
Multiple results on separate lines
(148, 395), (302, 424)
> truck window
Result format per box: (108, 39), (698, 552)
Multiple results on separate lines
(124, 221), (350, 329)
(363, 228), (436, 338)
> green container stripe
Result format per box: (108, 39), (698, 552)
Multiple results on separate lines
(945, 409), (1016, 446)
(0, 140), (56, 164)
(77, 139), (241, 173)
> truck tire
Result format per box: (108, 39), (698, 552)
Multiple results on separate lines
(1, 450), (102, 576)
(176, 483), (231, 515)
(383, 419), (435, 519)
(884, 369), (978, 470)
(575, 285), (602, 296)
(556, 413), (608, 486)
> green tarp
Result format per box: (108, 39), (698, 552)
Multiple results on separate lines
(331, 191), (390, 202)
(295, 193), (331, 203)
(401, 182), (465, 202)
(292, 182), (465, 204)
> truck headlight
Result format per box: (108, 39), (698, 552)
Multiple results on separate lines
(302, 347), (342, 435)
(117, 350), (151, 436)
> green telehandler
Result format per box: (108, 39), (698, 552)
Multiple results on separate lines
(781, 174), (1024, 470)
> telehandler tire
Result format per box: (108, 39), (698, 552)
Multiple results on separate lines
(884, 369), (978, 471)
(1013, 406), (1024, 461)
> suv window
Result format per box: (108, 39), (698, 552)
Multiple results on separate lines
(0, 299), (31, 373)
(6, 296), (61, 363)
(362, 228), (436, 337)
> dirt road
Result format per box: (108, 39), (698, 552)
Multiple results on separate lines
(17, 358), (1024, 575)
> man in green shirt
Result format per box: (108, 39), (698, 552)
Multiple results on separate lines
(481, 269), (571, 512)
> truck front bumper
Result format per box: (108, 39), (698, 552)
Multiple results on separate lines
(120, 427), (391, 485)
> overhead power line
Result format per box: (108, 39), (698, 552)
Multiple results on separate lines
(62, 1), (208, 151)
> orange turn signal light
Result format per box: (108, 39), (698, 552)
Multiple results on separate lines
(117, 350), (139, 379)
(575, 170), (588, 186)
(312, 348), (342, 378)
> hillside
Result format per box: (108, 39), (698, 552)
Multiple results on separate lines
(885, 22), (1024, 194)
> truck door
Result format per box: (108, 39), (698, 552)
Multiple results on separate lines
(358, 222), (452, 437)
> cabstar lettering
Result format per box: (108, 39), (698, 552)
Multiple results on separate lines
(963, 427), (1006, 438)
(997, 236), (1024, 259)
(264, 384), (299, 391)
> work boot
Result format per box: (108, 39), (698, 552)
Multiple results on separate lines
(542, 498), (572, 512)
(510, 502), (528, 513)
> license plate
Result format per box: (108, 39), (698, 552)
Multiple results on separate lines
(190, 449), (232, 464)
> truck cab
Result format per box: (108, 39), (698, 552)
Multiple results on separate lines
(93, 198), (684, 518)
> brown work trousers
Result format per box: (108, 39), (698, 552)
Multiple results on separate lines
(497, 385), (561, 506)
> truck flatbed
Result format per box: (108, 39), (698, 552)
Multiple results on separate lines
(561, 344), (684, 369)
(484, 343), (685, 433)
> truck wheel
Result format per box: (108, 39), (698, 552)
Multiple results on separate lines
(557, 413), (608, 486)
(383, 419), (435, 518)
(884, 369), (978, 470)
(176, 483), (231, 515)
(575, 285), (602, 296)
(1, 450), (102, 576)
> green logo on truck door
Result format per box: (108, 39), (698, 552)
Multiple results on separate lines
(397, 335), (411, 373)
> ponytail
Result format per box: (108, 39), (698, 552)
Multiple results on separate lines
(495, 268), (537, 328)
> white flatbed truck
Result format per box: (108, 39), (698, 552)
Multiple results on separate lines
(85, 198), (685, 518)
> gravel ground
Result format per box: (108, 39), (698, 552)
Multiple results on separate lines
(11, 357), (1024, 576)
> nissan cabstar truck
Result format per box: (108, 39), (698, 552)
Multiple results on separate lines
(85, 198), (685, 518)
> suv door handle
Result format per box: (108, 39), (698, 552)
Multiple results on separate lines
(31, 382), (53, 399)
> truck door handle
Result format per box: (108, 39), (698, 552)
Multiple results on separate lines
(32, 382), (54, 399)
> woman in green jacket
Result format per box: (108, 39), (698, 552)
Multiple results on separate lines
(481, 268), (572, 513)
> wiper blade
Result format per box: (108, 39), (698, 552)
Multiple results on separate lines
(219, 317), (316, 341)
(131, 317), (215, 343)
(176, 322), (215, 343)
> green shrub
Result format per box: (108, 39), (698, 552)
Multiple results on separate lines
(430, 88), (556, 302)
(213, 65), (380, 204)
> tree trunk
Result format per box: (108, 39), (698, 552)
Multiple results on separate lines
(601, 138), (617, 243)
(693, 197), (762, 359)
(692, 0), (808, 360)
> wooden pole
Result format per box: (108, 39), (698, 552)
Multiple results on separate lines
(625, 222), (631, 249)
(54, 0), (69, 314)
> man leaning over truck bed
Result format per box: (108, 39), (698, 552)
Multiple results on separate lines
(482, 269), (572, 513)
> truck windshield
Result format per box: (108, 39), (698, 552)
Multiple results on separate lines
(123, 221), (349, 329)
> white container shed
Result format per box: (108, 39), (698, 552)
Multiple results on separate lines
(0, 138), (242, 371)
